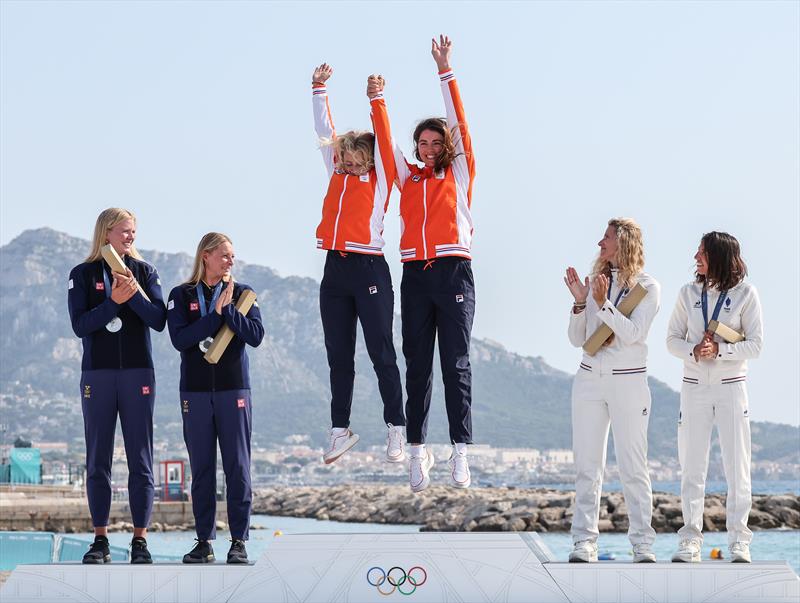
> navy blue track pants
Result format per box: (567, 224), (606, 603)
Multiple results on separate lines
(320, 251), (405, 428)
(181, 389), (252, 541)
(401, 258), (475, 444)
(80, 368), (155, 528)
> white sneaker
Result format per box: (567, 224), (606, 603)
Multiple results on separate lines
(730, 542), (751, 563)
(409, 449), (434, 493)
(632, 543), (657, 563)
(569, 540), (598, 563)
(447, 446), (471, 489)
(386, 424), (406, 463)
(322, 427), (359, 464)
(671, 538), (701, 563)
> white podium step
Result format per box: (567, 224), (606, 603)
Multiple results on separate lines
(2, 533), (799, 603)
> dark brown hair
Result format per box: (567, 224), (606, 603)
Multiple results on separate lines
(696, 231), (747, 290)
(413, 117), (459, 173)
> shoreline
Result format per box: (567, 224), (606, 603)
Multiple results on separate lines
(252, 485), (800, 533)
(2, 485), (797, 534)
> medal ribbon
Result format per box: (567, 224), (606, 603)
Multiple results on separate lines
(701, 285), (728, 331)
(607, 272), (627, 307)
(196, 281), (223, 317)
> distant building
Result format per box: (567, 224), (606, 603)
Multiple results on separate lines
(496, 449), (541, 464)
(544, 449), (574, 464)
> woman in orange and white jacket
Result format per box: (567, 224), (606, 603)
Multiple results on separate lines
(311, 64), (406, 467)
(387, 36), (476, 493)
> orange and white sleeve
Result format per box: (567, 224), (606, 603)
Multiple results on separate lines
(370, 93), (397, 205)
(312, 83), (336, 178)
(439, 70), (475, 196)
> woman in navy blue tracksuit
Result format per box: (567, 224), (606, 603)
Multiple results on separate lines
(167, 232), (264, 565)
(67, 208), (167, 564)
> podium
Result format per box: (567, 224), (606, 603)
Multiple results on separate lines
(2, 533), (799, 602)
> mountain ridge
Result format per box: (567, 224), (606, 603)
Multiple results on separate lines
(0, 228), (796, 465)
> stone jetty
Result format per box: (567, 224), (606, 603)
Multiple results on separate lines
(252, 485), (800, 533)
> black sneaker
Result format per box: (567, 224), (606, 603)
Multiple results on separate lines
(82, 535), (111, 564)
(130, 537), (152, 564)
(226, 539), (248, 564)
(182, 539), (215, 564)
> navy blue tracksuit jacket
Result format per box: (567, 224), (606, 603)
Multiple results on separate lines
(167, 280), (264, 541)
(67, 255), (167, 528)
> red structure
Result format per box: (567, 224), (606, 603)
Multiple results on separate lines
(160, 460), (185, 501)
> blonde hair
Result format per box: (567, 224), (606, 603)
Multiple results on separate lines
(591, 217), (645, 290)
(325, 130), (375, 173)
(186, 232), (233, 285)
(85, 208), (143, 262)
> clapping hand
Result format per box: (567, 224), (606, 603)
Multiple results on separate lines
(215, 279), (234, 315)
(111, 268), (137, 304)
(563, 267), (589, 304)
(591, 274), (609, 308)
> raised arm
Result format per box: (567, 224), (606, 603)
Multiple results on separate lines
(312, 63), (336, 178)
(367, 75), (397, 204)
(433, 35), (474, 191)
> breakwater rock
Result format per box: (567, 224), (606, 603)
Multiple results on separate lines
(252, 485), (800, 533)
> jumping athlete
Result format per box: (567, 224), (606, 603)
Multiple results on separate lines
(311, 64), (406, 465)
(67, 208), (167, 564)
(389, 35), (476, 493)
(667, 232), (762, 564)
(563, 218), (659, 563)
(167, 233), (264, 565)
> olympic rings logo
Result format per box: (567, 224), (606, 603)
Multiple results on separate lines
(366, 566), (427, 596)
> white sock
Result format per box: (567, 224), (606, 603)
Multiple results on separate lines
(331, 427), (348, 436)
(409, 444), (426, 458)
(454, 442), (467, 456)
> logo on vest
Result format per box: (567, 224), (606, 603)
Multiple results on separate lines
(95, 282), (105, 291)
(142, 386), (151, 395)
(694, 300), (701, 308)
(455, 294), (464, 303)
(182, 400), (189, 413)
(642, 407), (648, 416)
(359, 174), (370, 182)
(369, 286), (378, 295)
(411, 175), (421, 182)
(83, 385), (91, 399)
(189, 302), (199, 312)
(237, 398), (246, 408)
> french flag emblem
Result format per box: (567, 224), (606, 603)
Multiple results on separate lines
(237, 398), (246, 408)
(96, 282), (105, 291)
(189, 302), (199, 311)
(142, 386), (151, 395)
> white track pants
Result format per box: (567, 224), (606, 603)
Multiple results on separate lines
(677, 381), (752, 545)
(571, 370), (656, 545)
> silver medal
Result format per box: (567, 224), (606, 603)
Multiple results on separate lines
(106, 317), (122, 333)
(199, 337), (213, 353)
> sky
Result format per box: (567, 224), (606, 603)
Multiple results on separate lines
(1, 1), (798, 426)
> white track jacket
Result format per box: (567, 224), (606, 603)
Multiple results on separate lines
(666, 281), (763, 385)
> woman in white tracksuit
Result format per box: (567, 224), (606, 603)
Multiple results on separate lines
(667, 231), (762, 564)
(564, 217), (659, 563)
